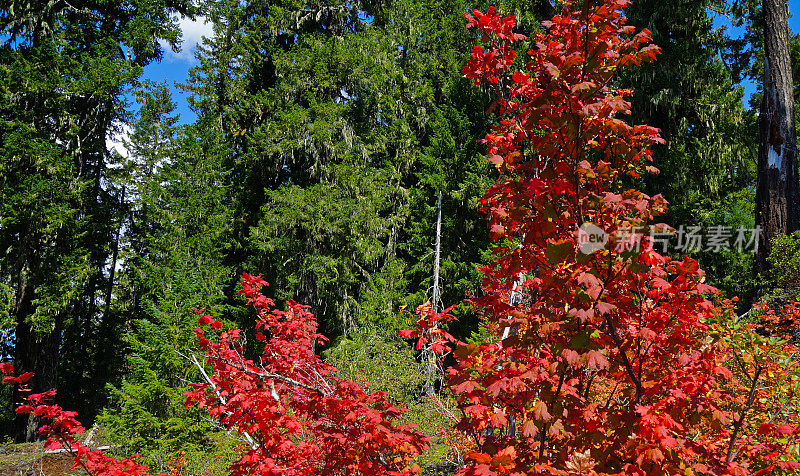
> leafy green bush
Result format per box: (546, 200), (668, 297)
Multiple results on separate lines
(325, 329), (426, 403)
(324, 330), (458, 474)
(766, 231), (800, 301)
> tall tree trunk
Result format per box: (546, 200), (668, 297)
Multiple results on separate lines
(11, 223), (64, 442)
(12, 316), (64, 442)
(12, 269), (35, 442)
(11, 271), (63, 443)
(755, 0), (800, 274)
(93, 185), (124, 387)
(12, 276), (64, 442)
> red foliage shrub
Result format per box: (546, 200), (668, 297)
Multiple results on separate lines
(184, 273), (428, 475)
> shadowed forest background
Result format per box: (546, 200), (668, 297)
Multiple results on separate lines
(2, 0), (800, 474)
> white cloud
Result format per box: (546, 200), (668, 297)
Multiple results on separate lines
(164, 16), (214, 64)
(106, 123), (132, 161)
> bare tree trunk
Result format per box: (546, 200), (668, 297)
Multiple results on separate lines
(431, 191), (442, 314)
(755, 0), (800, 274)
(94, 185), (125, 383)
(423, 192), (443, 395)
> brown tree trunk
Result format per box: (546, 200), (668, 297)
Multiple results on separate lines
(12, 326), (63, 442)
(11, 244), (62, 442)
(12, 283), (63, 442)
(755, 0), (800, 275)
(12, 271), (36, 443)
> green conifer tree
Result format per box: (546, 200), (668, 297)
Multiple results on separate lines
(620, 0), (757, 299)
(0, 0), (194, 440)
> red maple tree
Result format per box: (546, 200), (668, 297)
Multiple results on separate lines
(402, 1), (800, 474)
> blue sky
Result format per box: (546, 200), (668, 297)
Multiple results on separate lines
(142, 2), (800, 126)
(138, 16), (213, 125)
(709, 0), (800, 102)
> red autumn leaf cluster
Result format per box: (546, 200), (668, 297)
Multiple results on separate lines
(183, 272), (428, 475)
(713, 301), (800, 475)
(463, 6), (526, 85)
(399, 302), (459, 354)
(1, 365), (158, 476)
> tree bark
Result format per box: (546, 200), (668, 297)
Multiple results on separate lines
(11, 226), (63, 442)
(12, 269), (36, 443)
(755, 0), (800, 274)
(12, 274), (63, 443)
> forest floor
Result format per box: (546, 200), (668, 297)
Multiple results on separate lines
(0, 441), (81, 475)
